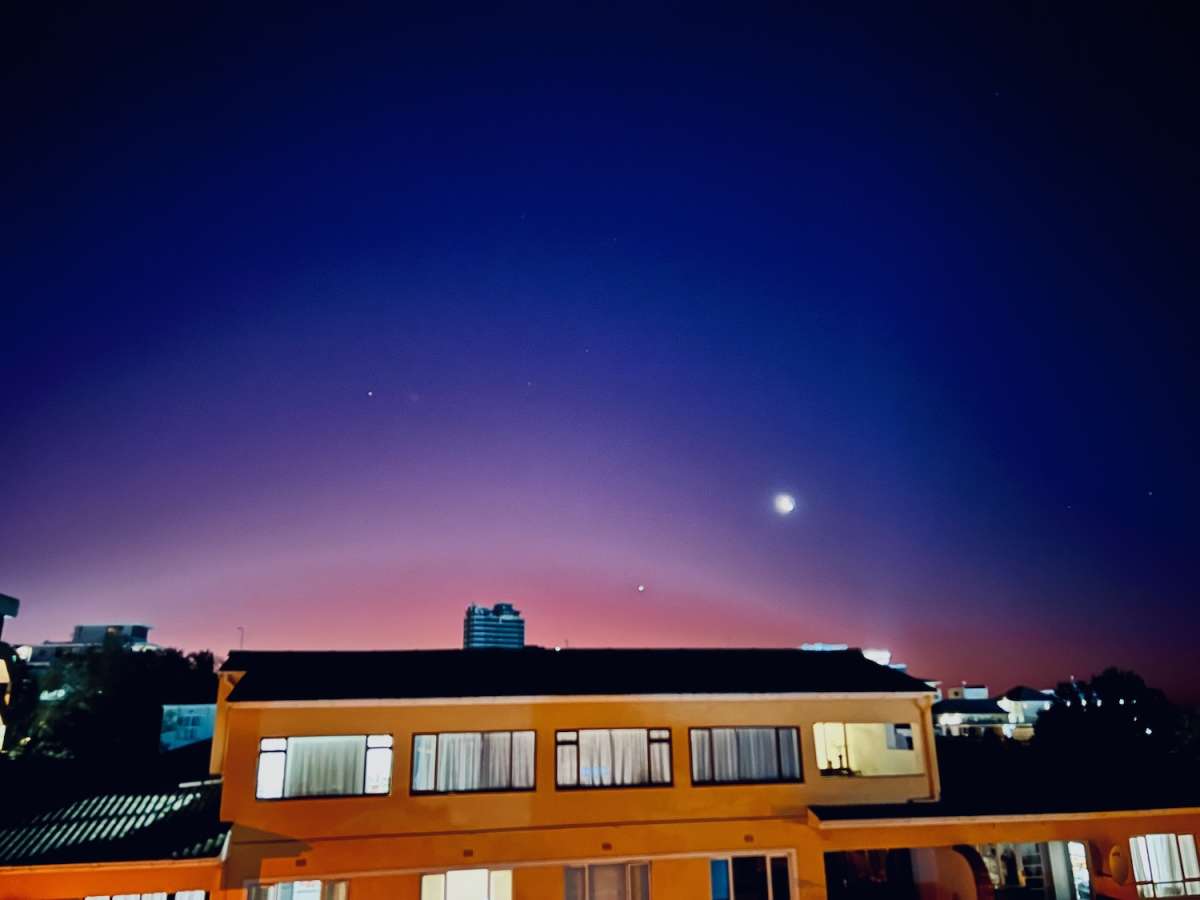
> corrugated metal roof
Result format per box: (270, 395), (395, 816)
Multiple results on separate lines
(0, 782), (226, 867)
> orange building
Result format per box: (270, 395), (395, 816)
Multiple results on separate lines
(3, 647), (1199, 899)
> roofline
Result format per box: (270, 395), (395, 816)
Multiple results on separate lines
(809, 805), (1200, 830)
(0, 853), (223, 875)
(227, 690), (936, 708)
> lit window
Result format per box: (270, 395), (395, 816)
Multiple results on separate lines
(813, 723), (923, 776)
(565, 863), (650, 900)
(556, 729), (671, 788)
(255, 735), (392, 799)
(421, 869), (512, 900)
(1130, 833), (1200, 896)
(1067, 842), (1092, 900)
(690, 727), (802, 784)
(85, 894), (205, 900)
(711, 855), (791, 900)
(411, 731), (535, 793)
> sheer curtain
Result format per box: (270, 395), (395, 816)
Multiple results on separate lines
(284, 736), (365, 797)
(737, 728), (779, 780)
(479, 732), (512, 788)
(512, 731), (535, 788)
(711, 729), (739, 781)
(437, 732), (483, 791)
(580, 729), (648, 786)
(691, 730), (713, 781)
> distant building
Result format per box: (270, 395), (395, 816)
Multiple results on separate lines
(21, 623), (157, 669)
(933, 696), (1009, 737)
(463, 603), (525, 649)
(996, 685), (1057, 739)
(947, 683), (989, 700)
(160, 703), (216, 752)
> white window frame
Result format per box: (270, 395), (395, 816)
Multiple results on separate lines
(255, 734), (393, 799)
(1130, 833), (1200, 896)
(709, 853), (794, 900)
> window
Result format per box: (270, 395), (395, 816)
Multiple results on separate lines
(710, 855), (791, 900)
(255, 734), (393, 799)
(421, 869), (512, 900)
(690, 727), (801, 784)
(812, 723), (922, 777)
(247, 882), (348, 900)
(1067, 841), (1092, 900)
(86, 894), (206, 900)
(556, 729), (672, 788)
(1130, 833), (1200, 896)
(885, 724), (913, 750)
(565, 862), (650, 900)
(412, 731), (535, 793)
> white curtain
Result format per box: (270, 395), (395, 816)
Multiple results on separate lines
(480, 732), (512, 788)
(737, 728), (779, 780)
(512, 731), (535, 788)
(580, 729), (649, 786)
(589, 863), (628, 900)
(711, 728), (739, 781)
(649, 739), (671, 783)
(284, 736), (365, 797)
(691, 730), (713, 781)
(413, 734), (437, 791)
(779, 728), (801, 779)
(437, 732), (484, 791)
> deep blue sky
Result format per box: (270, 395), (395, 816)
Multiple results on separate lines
(3, 4), (1198, 699)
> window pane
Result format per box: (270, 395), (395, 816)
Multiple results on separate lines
(490, 870), (513, 900)
(737, 728), (779, 781)
(779, 729), (801, 781)
(732, 856), (770, 900)
(261, 737), (287, 751)
(565, 867), (585, 900)
(1149, 835), (1184, 883)
(557, 743), (579, 786)
(177, 893), (208, 900)
(771, 856), (791, 900)
(650, 739), (671, 784)
(365, 746), (392, 794)
(692, 730), (713, 782)
(710, 859), (730, 900)
(813, 723), (848, 773)
(256, 751), (286, 799)
(711, 729), (738, 781)
(413, 735), (437, 791)
(845, 724), (923, 776)
(589, 863), (628, 900)
(566, 868), (585, 900)
(446, 869), (488, 900)
(284, 736), (367, 797)
(438, 733), (484, 792)
(291, 883), (322, 900)
(630, 863), (650, 900)
(513, 731), (536, 788)
(1132, 837), (1153, 884)
(1156, 885), (1185, 897)
(1179, 835), (1200, 879)
(480, 732), (513, 789)
(367, 734), (393, 748)
(421, 874), (445, 900)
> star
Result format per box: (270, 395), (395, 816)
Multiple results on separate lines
(367, 390), (374, 397)
(773, 493), (797, 516)
(637, 584), (646, 593)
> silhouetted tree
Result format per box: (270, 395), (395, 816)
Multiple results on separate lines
(7, 640), (216, 769)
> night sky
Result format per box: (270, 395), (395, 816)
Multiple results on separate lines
(3, 4), (1198, 700)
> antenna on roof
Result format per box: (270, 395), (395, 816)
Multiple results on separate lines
(236, 626), (245, 650)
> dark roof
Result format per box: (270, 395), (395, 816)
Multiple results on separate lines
(0, 782), (227, 868)
(222, 647), (934, 703)
(932, 698), (1006, 716)
(812, 737), (1200, 821)
(1001, 685), (1054, 702)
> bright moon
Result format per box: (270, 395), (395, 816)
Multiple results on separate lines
(773, 492), (797, 515)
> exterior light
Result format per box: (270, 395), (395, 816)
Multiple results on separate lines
(1145, 728), (1153, 736)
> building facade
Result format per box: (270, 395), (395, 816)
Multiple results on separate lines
(462, 603), (526, 649)
(1, 646), (1198, 899)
